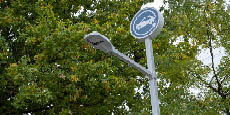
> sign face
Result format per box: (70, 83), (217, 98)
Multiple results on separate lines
(130, 7), (162, 40)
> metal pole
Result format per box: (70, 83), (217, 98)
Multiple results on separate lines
(145, 38), (160, 115)
(111, 49), (152, 77)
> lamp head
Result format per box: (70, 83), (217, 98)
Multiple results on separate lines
(84, 31), (114, 53)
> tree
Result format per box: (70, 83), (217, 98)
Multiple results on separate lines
(0, 0), (153, 114)
(0, 0), (229, 114)
(160, 0), (230, 114)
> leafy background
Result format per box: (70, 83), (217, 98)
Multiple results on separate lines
(0, 0), (229, 114)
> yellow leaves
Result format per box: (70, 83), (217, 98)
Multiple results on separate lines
(116, 27), (125, 33)
(179, 53), (189, 60)
(102, 27), (107, 31)
(106, 24), (111, 30)
(83, 27), (88, 33)
(207, 3), (215, 11)
(79, 88), (83, 92)
(102, 80), (108, 84)
(26, 37), (39, 45)
(32, 37), (37, 44)
(93, 19), (99, 24)
(0, 16), (11, 24)
(172, 16), (179, 23)
(184, 15), (189, 23)
(34, 53), (47, 62)
(82, 44), (90, 49)
(10, 63), (17, 68)
(39, 86), (45, 92)
(153, 43), (161, 50)
(71, 75), (80, 82)
(0, 53), (4, 59)
(72, 92), (79, 101)
(70, 88), (83, 102)
(206, 16), (211, 22)
(83, 95), (88, 100)
(178, 27), (186, 35)
(106, 87), (111, 92)
(182, 55), (188, 59)
(77, 5), (82, 11)
(102, 80), (111, 92)
(70, 66), (77, 72)
(1, 51), (7, 56)
(75, 55), (80, 60)
(34, 54), (41, 61)
(107, 16), (112, 20)
(8, 63), (18, 75)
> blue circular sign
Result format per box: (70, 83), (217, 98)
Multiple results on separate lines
(130, 7), (159, 39)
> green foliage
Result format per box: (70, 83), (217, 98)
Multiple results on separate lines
(161, 0), (230, 114)
(0, 0), (229, 114)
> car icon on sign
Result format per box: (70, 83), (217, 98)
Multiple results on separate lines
(136, 16), (156, 30)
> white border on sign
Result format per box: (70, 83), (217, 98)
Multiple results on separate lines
(130, 7), (160, 39)
(132, 10), (157, 36)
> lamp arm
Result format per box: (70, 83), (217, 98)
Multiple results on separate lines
(111, 49), (153, 79)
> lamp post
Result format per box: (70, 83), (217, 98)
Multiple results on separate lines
(85, 6), (163, 115)
(84, 31), (152, 78)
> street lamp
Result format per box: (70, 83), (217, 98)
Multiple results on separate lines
(85, 6), (163, 115)
(84, 31), (152, 78)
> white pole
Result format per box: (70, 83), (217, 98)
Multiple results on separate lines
(145, 38), (160, 115)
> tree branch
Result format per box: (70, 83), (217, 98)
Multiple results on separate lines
(208, 38), (221, 85)
(204, 5), (230, 115)
(190, 71), (228, 99)
(188, 68), (219, 93)
(204, 6), (224, 97)
(220, 75), (230, 84)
